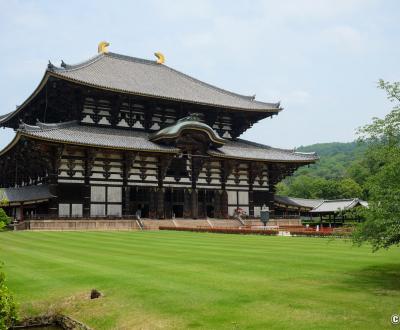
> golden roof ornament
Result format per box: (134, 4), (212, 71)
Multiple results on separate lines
(98, 41), (110, 54)
(154, 52), (165, 64)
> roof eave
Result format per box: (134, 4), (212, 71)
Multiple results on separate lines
(48, 71), (281, 113)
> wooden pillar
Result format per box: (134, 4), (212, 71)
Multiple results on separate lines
(248, 163), (257, 218)
(149, 187), (157, 219)
(48, 146), (63, 217)
(248, 189), (254, 218)
(183, 188), (191, 218)
(221, 190), (228, 218)
(191, 189), (198, 219)
(156, 155), (172, 219)
(156, 188), (165, 219)
(83, 150), (95, 217)
(190, 155), (204, 218)
(122, 152), (136, 216)
(220, 160), (232, 219)
(214, 190), (221, 218)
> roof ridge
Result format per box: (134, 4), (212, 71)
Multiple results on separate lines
(50, 53), (104, 73)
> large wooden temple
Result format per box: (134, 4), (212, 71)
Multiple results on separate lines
(0, 43), (317, 222)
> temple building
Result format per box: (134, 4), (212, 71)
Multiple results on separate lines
(0, 43), (317, 221)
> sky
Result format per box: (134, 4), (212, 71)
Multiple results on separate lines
(0, 0), (399, 150)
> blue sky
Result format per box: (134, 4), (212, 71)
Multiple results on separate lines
(0, 0), (399, 150)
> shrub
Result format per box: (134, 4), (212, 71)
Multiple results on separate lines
(0, 209), (10, 231)
(0, 266), (18, 330)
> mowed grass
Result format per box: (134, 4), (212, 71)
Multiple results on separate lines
(0, 231), (399, 329)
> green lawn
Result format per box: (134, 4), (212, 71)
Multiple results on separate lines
(0, 231), (399, 329)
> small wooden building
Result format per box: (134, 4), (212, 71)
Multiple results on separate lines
(0, 45), (317, 220)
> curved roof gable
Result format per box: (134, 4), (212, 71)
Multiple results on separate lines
(150, 114), (225, 148)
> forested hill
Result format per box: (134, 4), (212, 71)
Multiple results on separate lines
(277, 141), (369, 200)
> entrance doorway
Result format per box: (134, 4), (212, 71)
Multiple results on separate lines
(165, 188), (185, 218)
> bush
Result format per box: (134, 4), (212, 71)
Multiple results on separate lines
(0, 209), (10, 231)
(0, 267), (18, 330)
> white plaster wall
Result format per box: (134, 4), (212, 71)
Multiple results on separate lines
(107, 204), (122, 216)
(238, 191), (249, 205)
(59, 204), (70, 217)
(91, 186), (106, 202)
(71, 204), (83, 217)
(108, 187), (122, 203)
(228, 190), (237, 205)
(90, 204), (106, 216)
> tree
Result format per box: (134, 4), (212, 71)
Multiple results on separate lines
(338, 178), (363, 199)
(0, 209), (10, 231)
(0, 266), (17, 330)
(353, 80), (400, 250)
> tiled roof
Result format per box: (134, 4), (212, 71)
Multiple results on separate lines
(209, 139), (318, 162)
(0, 185), (54, 203)
(19, 121), (179, 153)
(310, 199), (368, 213)
(13, 122), (317, 162)
(274, 195), (323, 209)
(49, 52), (280, 112)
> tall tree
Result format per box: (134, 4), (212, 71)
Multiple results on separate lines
(353, 80), (400, 250)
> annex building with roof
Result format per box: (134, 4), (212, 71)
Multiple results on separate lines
(0, 44), (318, 222)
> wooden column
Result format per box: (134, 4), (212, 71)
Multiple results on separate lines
(191, 189), (198, 219)
(248, 163), (257, 218)
(190, 155), (204, 219)
(183, 188), (191, 218)
(214, 190), (221, 218)
(220, 160), (233, 219)
(149, 188), (157, 219)
(122, 152), (136, 216)
(83, 150), (95, 217)
(156, 188), (165, 219)
(47, 145), (63, 217)
(157, 155), (173, 219)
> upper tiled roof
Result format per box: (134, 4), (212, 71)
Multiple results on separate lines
(7, 122), (317, 163)
(208, 139), (318, 162)
(49, 52), (280, 112)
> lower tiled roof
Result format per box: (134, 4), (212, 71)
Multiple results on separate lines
(12, 122), (318, 163)
(19, 122), (180, 153)
(209, 139), (318, 162)
(0, 185), (54, 203)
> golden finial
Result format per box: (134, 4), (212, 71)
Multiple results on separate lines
(154, 52), (165, 64)
(98, 41), (110, 54)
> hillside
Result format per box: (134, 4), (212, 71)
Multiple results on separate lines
(277, 141), (369, 199)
